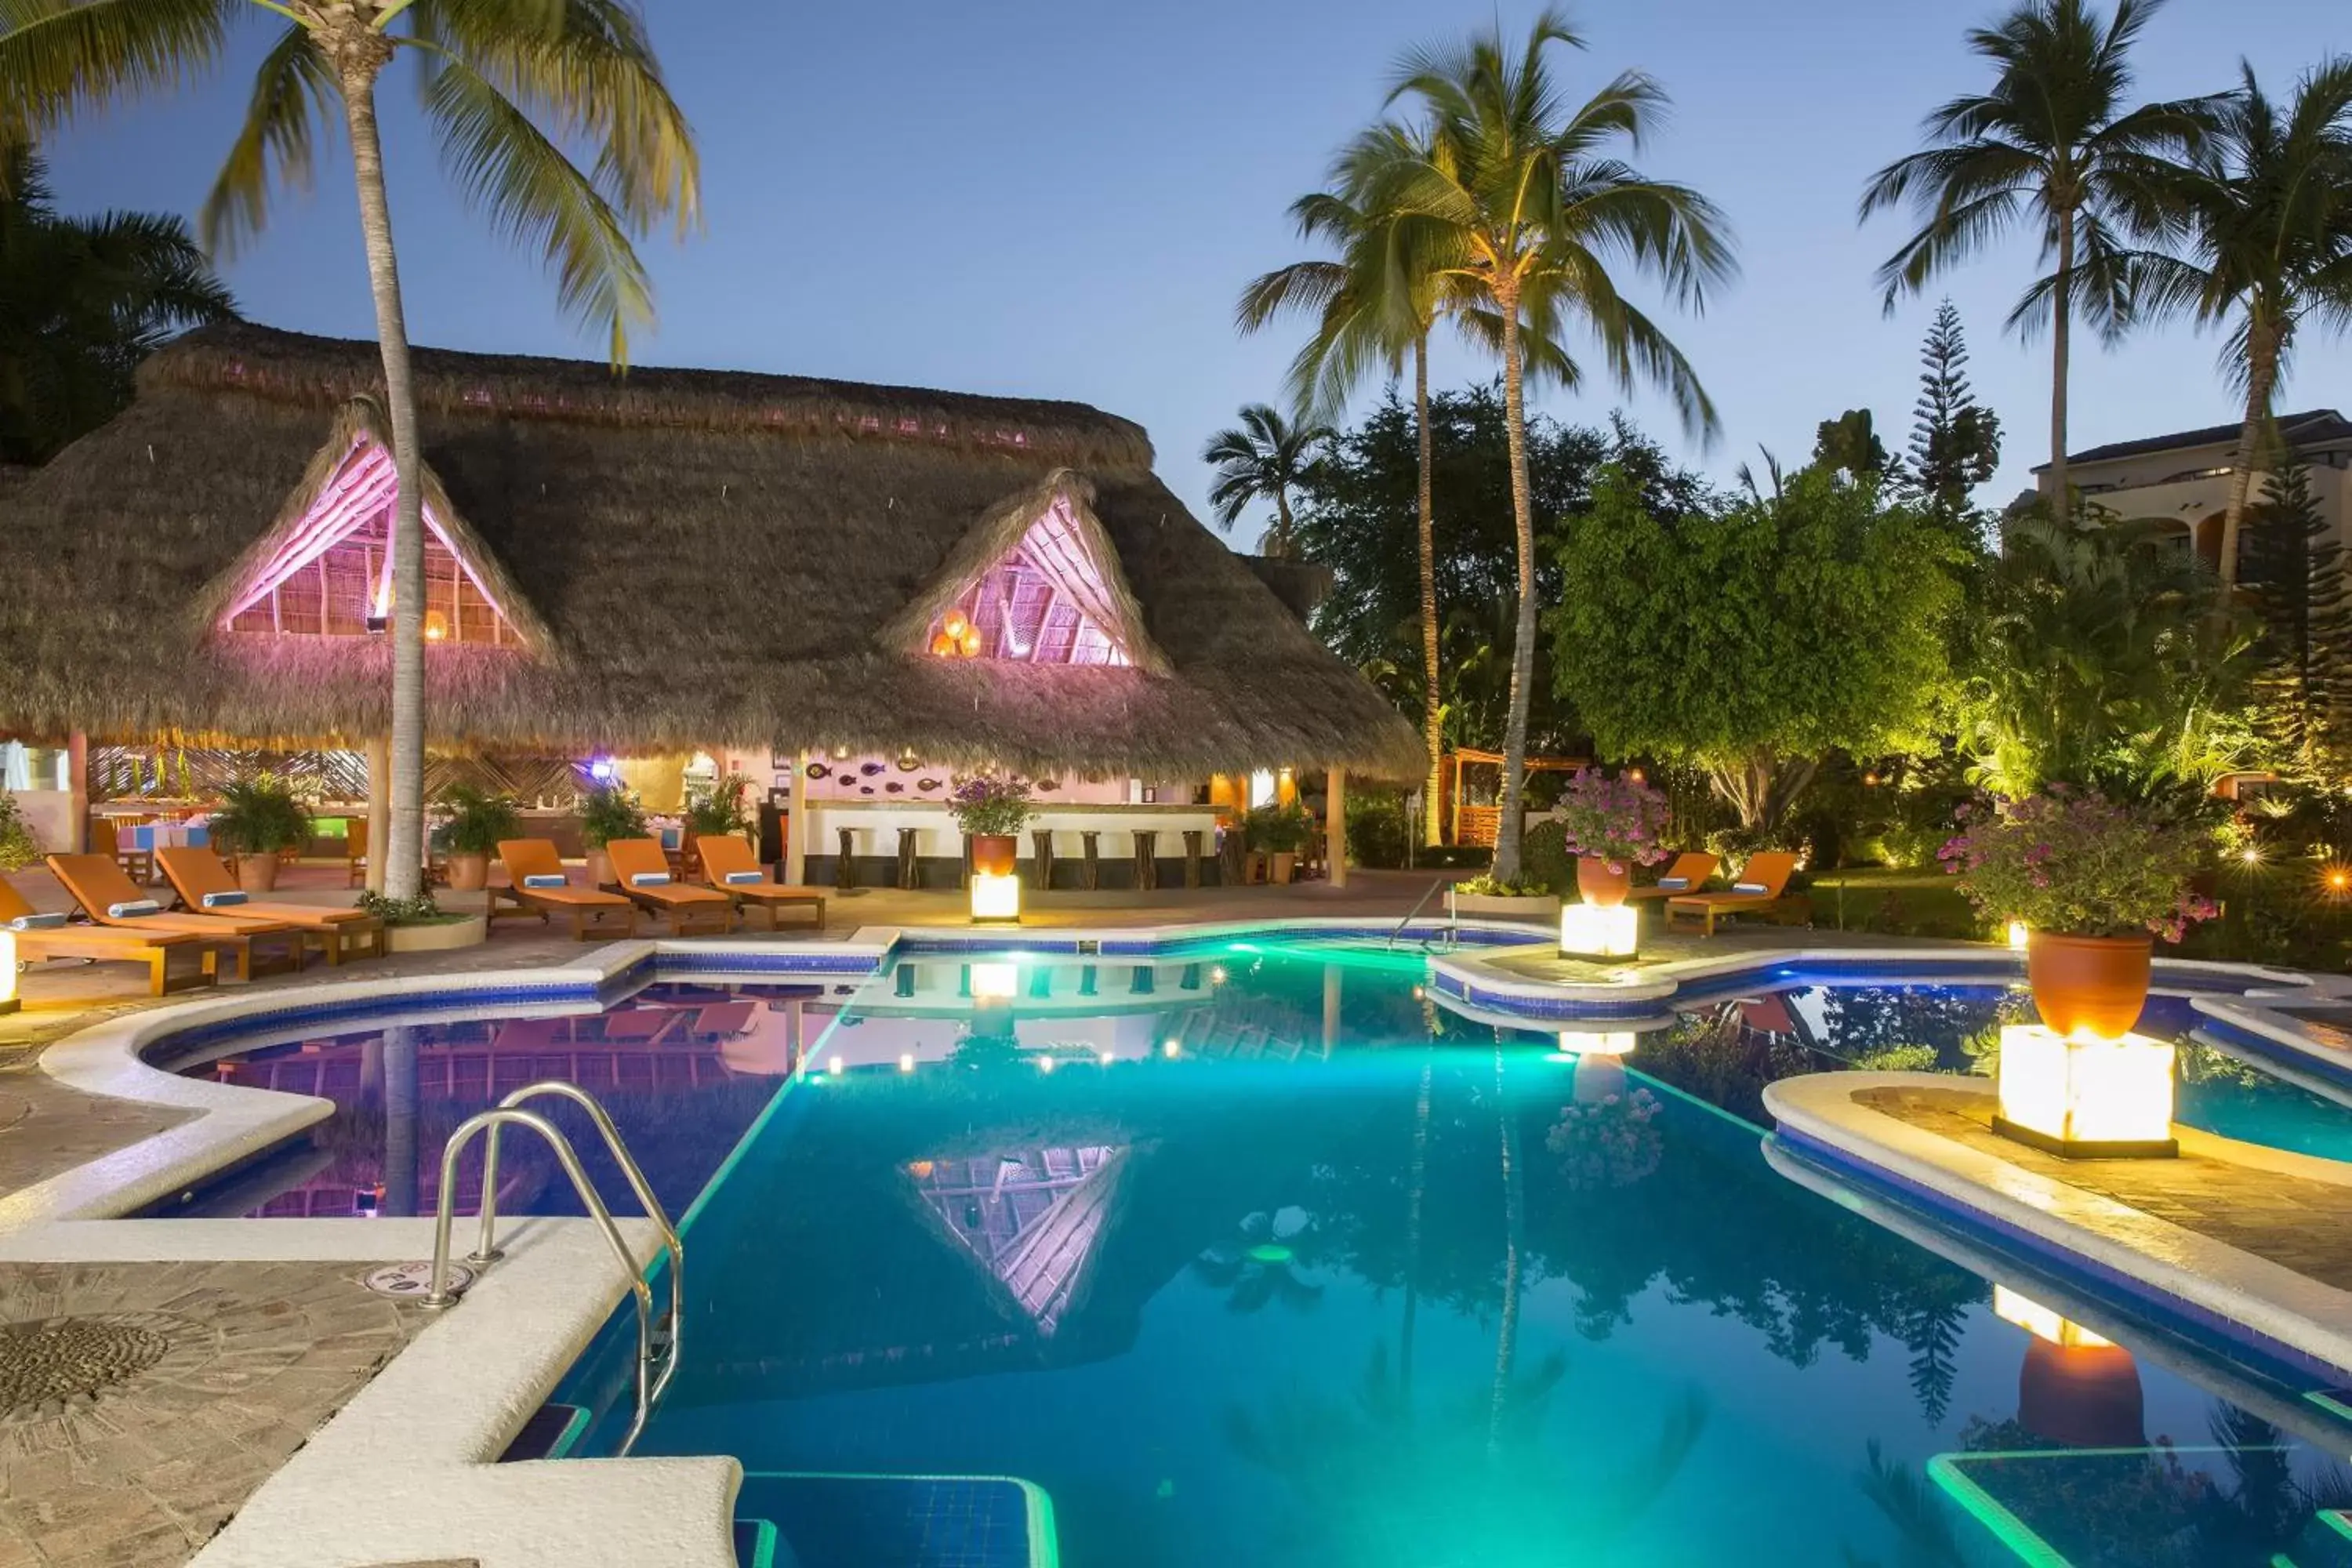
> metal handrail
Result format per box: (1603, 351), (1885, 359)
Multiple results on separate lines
(1386, 877), (1453, 949)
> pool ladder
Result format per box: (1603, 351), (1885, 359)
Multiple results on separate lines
(1385, 876), (1457, 951)
(420, 1081), (684, 1456)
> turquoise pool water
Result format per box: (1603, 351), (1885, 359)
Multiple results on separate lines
(172, 943), (2352, 1564)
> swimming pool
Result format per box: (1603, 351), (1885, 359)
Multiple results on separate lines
(167, 942), (2352, 1564)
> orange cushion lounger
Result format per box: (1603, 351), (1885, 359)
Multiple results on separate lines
(0, 874), (221, 996)
(1627, 852), (1721, 902)
(156, 848), (385, 965)
(606, 838), (734, 937)
(695, 835), (827, 932)
(45, 854), (303, 980)
(492, 840), (637, 942)
(1664, 851), (1806, 936)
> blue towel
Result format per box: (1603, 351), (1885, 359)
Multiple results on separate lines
(1657, 877), (1688, 891)
(201, 891), (248, 909)
(1732, 881), (1768, 895)
(107, 899), (162, 919)
(522, 873), (566, 889)
(723, 870), (761, 886)
(8, 912), (67, 931)
(630, 872), (671, 887)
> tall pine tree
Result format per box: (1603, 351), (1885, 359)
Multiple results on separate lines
(1909, 300), (2002, 522)
(2242, 443), (2352, 776)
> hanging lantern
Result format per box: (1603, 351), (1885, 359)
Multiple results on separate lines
(959, 625), (982, 657)
(931, 631), (956, 657)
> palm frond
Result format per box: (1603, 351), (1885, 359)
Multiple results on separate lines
(0, 0), (232, 137)
(199, 19), (334, 260)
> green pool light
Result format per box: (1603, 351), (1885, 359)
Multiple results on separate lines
(1245, 1243), (1293, 1265)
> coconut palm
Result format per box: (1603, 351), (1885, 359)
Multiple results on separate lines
(2139, 60), (2352, 584)
(1373, 9), (1735, 881)
(1859, 0), (2217, 529)
(1202, 403), (1330, 558)
(0, 143), (236, 464)
(2, 0), (699, 898)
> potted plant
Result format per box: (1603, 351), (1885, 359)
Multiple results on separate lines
(430, 783), (521, 892)
(208, 772), (314, 892)
(683, 774), (752, 876)
(1553, 768), (1672, 906)
(1447, 871), (1561, 922)
(1940, 789), (2217, 1038)
(578, 782), (649, 889)
(949, 773), (1033, 877)
(1243, 803), (1310, 884)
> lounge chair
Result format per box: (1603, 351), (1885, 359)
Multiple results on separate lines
(606, 838), (735, 936)
(45, 853), (304, 979)
(155, 848), (386, 965)
(695, 835), (827, 931)
(0, 875), (223, 996)
(490, 840), (638, 942)
(1664, 851), (1806, 936)
(1627, 852), (1721, 902)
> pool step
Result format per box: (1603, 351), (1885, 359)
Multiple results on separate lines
(496, 1401), (588, 1462)
(733, 1517), (781, 1568)
(735, 1473), (1055, 1568)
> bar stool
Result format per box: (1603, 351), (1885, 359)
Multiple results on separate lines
(898, 827), (922, 890)
(1181, 829), (1205, 888)
(835, 827), (857, 889)
(1133, 830), (1159, 891)
(1080, 832), (1102, 891)
(1029, 828), (1055, 890)
(1219, 826), (1244, 885)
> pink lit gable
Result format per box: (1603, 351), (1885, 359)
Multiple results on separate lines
(220, 437), (524, 646)
(931, 495), (1138, 666)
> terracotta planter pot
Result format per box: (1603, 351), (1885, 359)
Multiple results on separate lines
(969, 834), (1018, 877)
(234, 851), (281, 894)
(1269, 851), (1297, 885)
(1576, 856), (1632, 907)
(444, 851), (490, 892)
(2017, 1340), (2144, 1448)
(1244, 851), (1269, 885)
(2026, 931), (2152, 1039)
(584, 847), (614, 889)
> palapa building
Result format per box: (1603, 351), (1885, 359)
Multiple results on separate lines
(0, 323), (1418, 887)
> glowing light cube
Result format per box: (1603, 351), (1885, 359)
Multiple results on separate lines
(0, 928), (15, 1014)
(1993, 1024), (2176, 1158)
(1554, 1030), (1637, 1057)
(1559, 902), (1639, 960)
(969, 961), (1018, 1000)
(970, 870), (1022, 923)
(1991, 1285), (2113, 1348)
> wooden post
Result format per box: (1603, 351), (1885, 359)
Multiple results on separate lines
(785, 750), (809, 886)
(365, 735), (391, 894)
(1327, 764), (1348, 890)
(66, 731), (88, 852)
(1322, 961), (1343, 1058)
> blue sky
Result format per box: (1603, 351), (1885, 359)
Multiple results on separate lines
(36, 0), (2349, 542)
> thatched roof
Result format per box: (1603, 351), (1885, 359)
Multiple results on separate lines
(0, 323), (1421, 777)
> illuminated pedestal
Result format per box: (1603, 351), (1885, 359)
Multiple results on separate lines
(1993, 1024), (2176, 1159)
(1553, 1030), (1637, 1057)
(969, 871), (1022, 924)
(0, 929), (15, 1014)
(1559, 902), (1639, 961)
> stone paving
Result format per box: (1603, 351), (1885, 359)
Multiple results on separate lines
(1860, 1084), (2352, 1294)
(0, 1261), (423, 1567)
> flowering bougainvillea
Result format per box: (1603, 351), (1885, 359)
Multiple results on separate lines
(1545, 1087), (1664, 1190)
(1551, 770), (1674, 872)
(1937, 788), (2216, 942)
(947, 773), (1035, 837)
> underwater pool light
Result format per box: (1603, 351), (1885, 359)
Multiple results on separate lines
(828, 1054), (844, 1077)
(1163, 1039), (1181, 1058)
(898, 1053), (915, 1073)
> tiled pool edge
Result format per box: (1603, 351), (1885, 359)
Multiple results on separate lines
(1763, 1071), (2352, 1388)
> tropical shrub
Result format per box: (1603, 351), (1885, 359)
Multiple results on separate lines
(1550, 770), (1672, 869)
(1455, 873), (1553, 898)
(577, 783), (648, 849)
(684, 774), (753, 838)
(0, 790), (39, 870)
(208, 773), (313, 855)
(1937, 789), (2217, 941)
(430, 783), (521, 856)
(1243, 802), (1310, 855)
(357, 889), (444, 927)
(948, 775), (1034, 838)
(1521, 818), (1573, 893)
(1345, 790), (1411, 869)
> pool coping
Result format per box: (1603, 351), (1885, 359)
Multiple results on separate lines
(7, 924), (2347, 1568)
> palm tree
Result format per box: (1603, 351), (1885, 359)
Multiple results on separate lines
(1374, 9), (1734, 881)
(1860, 0), (2217, 529)
(2140, 59), (2352, 584)
(1202, 402), (1330, 558)
(2, 0), (699, 898)
(0, 144), (236, 464)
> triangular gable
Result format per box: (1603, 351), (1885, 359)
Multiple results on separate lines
(879, 470), (1169, 673)
(201, 397), (550, 652)
(909, 1145), (1126, 1337)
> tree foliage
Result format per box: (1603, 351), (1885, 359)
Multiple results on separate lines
(1810, 408), (1894, 481)
(2241, 447), (2352, 776)
(1907, 299), (2002, 520)
(1550, 464), (1961, 828)
(1201, 402), (1330, 558)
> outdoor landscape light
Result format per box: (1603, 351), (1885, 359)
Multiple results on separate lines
(0, 929), (16, 1014)
(2006, 920), (2031, 950)
(1559, 902), (1639, 960)
(1994, 1024), (2176, 1159)
(970, 870), (1022, 923)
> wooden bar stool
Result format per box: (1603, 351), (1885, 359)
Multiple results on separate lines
(1029, 828), (1055, 890)
(1080, 832), (1102, 891)
(1133, 830), (1159, 891)
(1182, 829), (1205, 888)
(1219, 826), (1244, 885)
(835, 827), (858, 889)
(898, 827), (921, 890)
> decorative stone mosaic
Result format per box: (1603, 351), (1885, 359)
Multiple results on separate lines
(0, 1314), (182, 1417)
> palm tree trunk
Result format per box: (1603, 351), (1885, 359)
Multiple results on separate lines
(337, 48), (427, 901)
(1494, 295), (1537, 884)
(1272, 489), (1294, 560)
(1415, 330), (1444, 848)
(2048, 218), (2074, 530)
(1486, 1045), (1523, 1461)
(1400, 1054), (1432, 1411)
(2219, 328), (2281, 590)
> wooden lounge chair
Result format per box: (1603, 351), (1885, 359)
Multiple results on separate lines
(1664, 851), (1807, 936)
(1627, 852), (1721, 903)
(606, 838), (735, 936)
(695, 835), (827, 931)
(490, 840), (638, 942)
(45, 854), (303, 979)
(0, 875), (223, 996)
(155, 848), (386, 965)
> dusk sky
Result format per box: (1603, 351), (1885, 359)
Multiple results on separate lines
(38, 0), (2349, 546)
